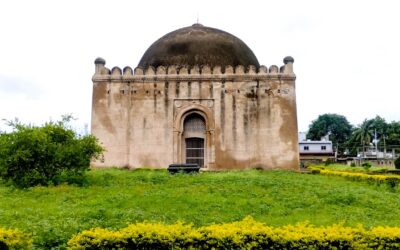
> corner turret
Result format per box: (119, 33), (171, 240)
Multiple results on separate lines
(94, 57), (106, 74)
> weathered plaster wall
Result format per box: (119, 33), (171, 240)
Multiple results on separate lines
(91, 59), (299, 170)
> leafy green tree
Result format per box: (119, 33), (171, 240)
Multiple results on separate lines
(348, 119), (374, 149)
(307, 114), (352, 153)
(344, 116), (400, 156)
(0, 117), (104, 188)
(385, 121), (400, 153)
(395, 156), (400, 169)
(371, 116), (388, 136)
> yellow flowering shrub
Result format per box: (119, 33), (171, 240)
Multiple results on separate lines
(308, 167), (400, 187)
(362, 226), (400, 249)
(67, 217), (400, 249)
(0, 227), (32, 250)
(196, 216), (275, 248)
(67, 222), (197, 249)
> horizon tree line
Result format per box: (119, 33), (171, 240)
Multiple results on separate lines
(307, 114), (400, 156)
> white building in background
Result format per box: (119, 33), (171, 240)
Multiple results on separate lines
(355, 145), (396, 166)
(298, 133), (334, 166)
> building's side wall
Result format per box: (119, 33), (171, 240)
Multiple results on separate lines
(299, 142), (333, 153)
(91, 79), (130, 167)
(128, 80), (174, 168)
(92, 62), (299, 170)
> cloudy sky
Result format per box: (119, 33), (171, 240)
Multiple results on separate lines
(0, 0), (399, 132)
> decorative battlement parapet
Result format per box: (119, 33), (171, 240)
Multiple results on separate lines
(93, 57), (295, 82)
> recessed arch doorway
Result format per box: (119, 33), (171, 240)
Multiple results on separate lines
(173, 104), (215, 168)
(183, 113), (205, 167)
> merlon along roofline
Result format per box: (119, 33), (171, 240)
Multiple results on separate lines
(92, 57), (295, 82)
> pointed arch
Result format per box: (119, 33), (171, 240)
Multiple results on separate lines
(173, 104), (215, 168)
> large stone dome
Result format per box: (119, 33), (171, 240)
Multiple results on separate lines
(138, 24), (260, 69)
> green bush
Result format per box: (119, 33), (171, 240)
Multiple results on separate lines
(324, 158), (334, 166)
(0, 117), (104, 188)
(311, 169), (321, 174)
(362, 162), (372, 171)
(395, 156), (400, 169)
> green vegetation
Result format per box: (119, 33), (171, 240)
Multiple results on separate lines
(306, 114), (400, 156)
(346, 116), (400, 155)
(307, 114), (352, 153)
(308, 165), (400, 189)
(67, 218), (400, 249)
(311, 164), (393, 173)
(0, 116), (104, 188)
(395, 157), (400, 169)
(0, 227), (32, 249)
(1, 168), (400, 249)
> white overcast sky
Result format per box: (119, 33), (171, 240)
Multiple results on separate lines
(0, 0), (399, 132)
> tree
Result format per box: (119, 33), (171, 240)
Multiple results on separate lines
(385, 121), (400, 153)
(344, 116), (400, 156)
(307, 114), (352, 153)
(395, 156), (400, 169)
(350, 119), (374, 145)
(0, 117), (104, 188)
(370, 116), (387, 136)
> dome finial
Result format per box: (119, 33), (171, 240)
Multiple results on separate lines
(192, 12), (203, 27)
(192, 23), (203, 27)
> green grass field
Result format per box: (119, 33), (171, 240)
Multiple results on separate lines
(311, 164), (395, 173)
(1, 168), (400, 249)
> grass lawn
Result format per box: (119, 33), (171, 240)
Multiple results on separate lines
(310, 164), (395, 173)
(1, 168), (400, 249)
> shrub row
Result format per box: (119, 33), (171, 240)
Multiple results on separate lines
(309, 167), (400, 187)
(0, 227), (32, 249)
(67, 217), (400, 249)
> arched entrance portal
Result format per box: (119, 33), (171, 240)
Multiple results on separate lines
(173, 104), (215, 168)
(183, 114), (205, 167)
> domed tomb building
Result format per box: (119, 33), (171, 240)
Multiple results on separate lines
(91, 24), (299, 170)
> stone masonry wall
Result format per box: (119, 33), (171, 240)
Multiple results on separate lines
(91, 59), (299, 170)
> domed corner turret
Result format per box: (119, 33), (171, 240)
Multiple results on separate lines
(95, 57), (106, 65)
(137, 24), (260, 70)
(94, 57), (106, 74)
(283, 56), (294, 65)
(283, 56), (295, 74)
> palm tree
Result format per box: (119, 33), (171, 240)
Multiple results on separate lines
(348, 119), (374, 156)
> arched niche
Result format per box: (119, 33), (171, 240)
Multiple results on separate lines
(183, 113), (206, 167)
(173, 104), (215, 168)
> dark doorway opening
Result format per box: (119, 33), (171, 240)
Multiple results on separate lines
(185, 138), (204, 167)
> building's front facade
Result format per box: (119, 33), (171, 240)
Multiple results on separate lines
(299, 140), (335, 166)
(91, 24), (299, 170)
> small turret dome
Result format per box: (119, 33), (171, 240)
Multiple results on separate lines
(94, 57), (106, 65)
